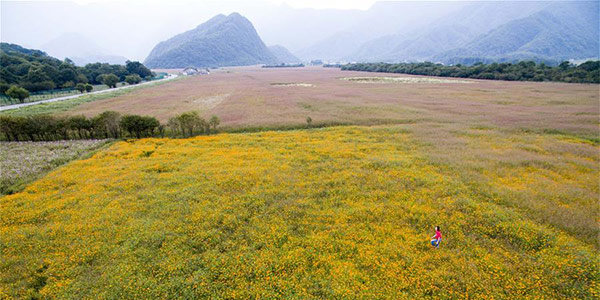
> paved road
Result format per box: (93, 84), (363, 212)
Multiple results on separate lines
(0, 74), (178, 112)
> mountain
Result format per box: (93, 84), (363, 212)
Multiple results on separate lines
(268, 45), (301, 64)
(39, 33), (128, 66)
(144, 13), (277, 68)
(349, 1), (551, 62)
(433, 1), (600, 64)
(294, 1), (464, 61)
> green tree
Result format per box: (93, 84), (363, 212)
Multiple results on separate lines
(75, 83), (86, 93)
(68, 115), (91, 139)
(84, 84), (93, 92)
(97, 111), (121, 138)
(125, 61), (153, 78)
(209, 115), (220, 133)
(177, 112), (202, 137)
(120, 115), (159, 138)
(5, 86), (29, 103)
(125, 74), (142, 85)
(100, 74), (119, 88)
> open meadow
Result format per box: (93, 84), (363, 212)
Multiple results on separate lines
(45, 66), (598, 140)
(0, 67), (598, 299)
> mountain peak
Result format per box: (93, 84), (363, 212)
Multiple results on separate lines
(144, 13), (277, 68)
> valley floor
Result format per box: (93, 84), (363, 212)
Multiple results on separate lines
(0, 67), (598, 299)
(1, 124), (598, 299)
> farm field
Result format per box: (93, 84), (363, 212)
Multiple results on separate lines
(0, 125), (598, 299)
(38, 66), (598, 140)
(0, 67), (598, 299)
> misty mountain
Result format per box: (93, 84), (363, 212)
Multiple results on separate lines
(268, 45), (301, 64)
(294, 1), (464, 61)
(349, 1), (551, 62)
(433, 1), (600, 64)
(39, 33), (128, 66)
(3, 1), (599, 65)
(144, 13), (277, 68)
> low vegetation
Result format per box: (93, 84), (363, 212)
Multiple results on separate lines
(341, 77), (472, 84)
(341, 61), (600, 83)
(0, 126), (597, 299)
(263, 63), (305, 68)
(0, 139), (110, 194)
(0, 111), (220, 141)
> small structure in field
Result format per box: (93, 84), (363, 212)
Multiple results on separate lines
(182, 67), (210, 76)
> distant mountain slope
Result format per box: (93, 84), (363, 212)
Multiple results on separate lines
(39, 33), (128, 66)
(434, 1), (600, 64)
(268, 45), (301, 63)
(70, 55), (128, 66)
(350, 1), (550, 62)
(144, 13), (277, 68)
(295, 1), (463, 61)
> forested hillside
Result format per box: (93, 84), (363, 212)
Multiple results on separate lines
(0, 43), (153, 94)
(144, 13), (277, 68)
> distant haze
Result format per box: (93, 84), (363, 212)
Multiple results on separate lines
(1, 1), (598, 64)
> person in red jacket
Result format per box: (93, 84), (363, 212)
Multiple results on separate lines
(431, 226), (442, 248)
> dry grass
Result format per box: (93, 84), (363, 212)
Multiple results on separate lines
(341, 76), (473, 84)
(61, 67), (598, 140)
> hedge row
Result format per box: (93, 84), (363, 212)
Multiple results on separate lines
(0, 111), (220, 142)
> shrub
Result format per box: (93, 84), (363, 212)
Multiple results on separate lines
(5, 86), (30, 103)
(125, 74), (142, 85)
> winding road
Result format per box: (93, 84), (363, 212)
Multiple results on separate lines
(0, 74), (178, 112)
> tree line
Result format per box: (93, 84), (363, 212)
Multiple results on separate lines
(0, 43), (155, 101)
(340, 61), (600, 83)
(0, 111), (220, 142)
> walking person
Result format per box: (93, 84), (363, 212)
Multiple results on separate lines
(431, 226), (442, 248)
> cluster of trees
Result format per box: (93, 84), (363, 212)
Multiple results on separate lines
(167, 112), (220, 137)
(0, 111), (220, 142)
(341, 61), (600, 83)
(0, 43), (154, 97)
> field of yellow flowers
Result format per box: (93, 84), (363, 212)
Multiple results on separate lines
(1, 126), (598, 299)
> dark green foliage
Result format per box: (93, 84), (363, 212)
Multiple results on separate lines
(125, 60), (153, 78)
(167, 112), (220, 137)
(0, 42), (153, 94)
(0, 111), (221, 141)
(84, 84), (93, 92)
(99, 74), (119, 88)
(5, 86), (30, 103)
(75, 83), (86, 93)
(144, 13), (278, 68)
(125, 74), (142, 85)
(341, 61), (600, 83)
(119, 115), (159, 139)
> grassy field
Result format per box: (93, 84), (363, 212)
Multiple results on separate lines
(0, 140), (112, 195)
(0, 77), (184, 118)
(0, 67), (598, 299)
(19, 66), (592, 141)
(0, 125), (598, 299)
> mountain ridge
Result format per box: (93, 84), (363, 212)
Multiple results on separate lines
(144, 13), (278, 68)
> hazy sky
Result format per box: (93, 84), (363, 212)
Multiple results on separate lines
(1, 0), (385, 60)
(0, 0), (496, 62)
(4, 0), (379, 10)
